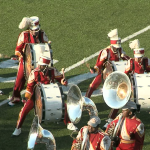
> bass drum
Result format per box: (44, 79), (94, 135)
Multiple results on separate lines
(34, 83), (65, 123)
(24, 43), (52, 80)
(103, 61), (127, 80)
(130, 73), (150, 110)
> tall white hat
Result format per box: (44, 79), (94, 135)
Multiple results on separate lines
(38, 56), (51, 65)
(29, 16), (40, 30)
(108, 28), (121, 48)
(18, 16), (40, 30)
(129, 39), (144, 58)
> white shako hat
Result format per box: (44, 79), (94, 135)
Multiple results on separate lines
(87, 116), (101, 127)
(38, 56), (51, 65)
(108, 28), (121, 48)
(129, 39), (144, 58)
(18, 16), (40, 30)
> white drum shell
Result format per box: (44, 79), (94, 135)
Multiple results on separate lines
(103, 61), (127, 80)
(40, 83), (63, 122)
(132, 73), (150, 110)
(111, 61), (127, 72)
(30, 43), (51, 68)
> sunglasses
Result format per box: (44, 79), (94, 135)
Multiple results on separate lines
(30, 29), (40, 32)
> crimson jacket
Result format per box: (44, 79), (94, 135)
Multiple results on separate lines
(71, 126), (112, 150)
(25, 67), (66, 99)
(124, 57), (150, 75)
(15, 30), (48, 58)
(94, 46), (129, 73)
(105, 113), (145, 150)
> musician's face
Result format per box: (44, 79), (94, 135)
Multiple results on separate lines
(88, 125), (98, 133)
(30, 28), (40, 37)
(135, 57), (142, 63)
(39, 65), (46, 71)
(122, 109), (132, 118)
(111, 46), (120, 53)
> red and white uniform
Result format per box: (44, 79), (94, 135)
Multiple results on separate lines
(11, 30), (48, 102)
(106, 114), (145, 150)
(71, 126), (112, 150)
(16, 67), (69, 128)
(85, 46), (129, 98)
(124, 58), (150, 75)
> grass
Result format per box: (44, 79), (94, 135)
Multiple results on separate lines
(0, 0), (150, 149)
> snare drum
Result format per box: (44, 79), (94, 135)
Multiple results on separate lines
(103, 61), (127, 80)
(24, 43), (52, 79)
(34, 83), (64, 123)
(130, 73), (150, 110)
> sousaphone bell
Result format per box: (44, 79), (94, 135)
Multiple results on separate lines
(67, 84), (98, 124)
(103, 71), (131, 109)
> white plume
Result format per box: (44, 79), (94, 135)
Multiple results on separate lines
(108, 29), (118, 38)
(129, 39), (140, 50)
(18, 17), (31, 29)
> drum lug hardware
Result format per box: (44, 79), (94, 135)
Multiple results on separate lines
(54, 86), (58, 88)
(57, 108), (61, 110)
(46, 97), (53, 99)
(137, 86), (143, 88)
(50, 113), (54, 116)
(47, 109), (51, 111)
(138, 98), (145, 100)
(56, 96), (61, 98)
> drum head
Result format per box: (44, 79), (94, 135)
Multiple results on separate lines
(34, 85), (44, 123)
(24, 44), (33, 80)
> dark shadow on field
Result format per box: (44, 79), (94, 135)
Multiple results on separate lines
(0, 72), (17, 78)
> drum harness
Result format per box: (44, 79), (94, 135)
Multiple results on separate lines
(28, 30), (43, 43)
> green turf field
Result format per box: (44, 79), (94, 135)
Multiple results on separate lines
(0, 0), (150, 150)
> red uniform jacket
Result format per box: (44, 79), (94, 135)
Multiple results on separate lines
(106, 114), (145, 150)
(71, 126), (112, 150)
(15, 30), (48, 58)
(25, 67), (64, 99)
(94, 46), (129, 73)
(124, 58), (150, 75)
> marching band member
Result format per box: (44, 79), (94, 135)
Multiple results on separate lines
(8, 16), (50, 106)
(105, 39), (150, 129)
(85, 29), (129, 128)
(105, 101), (145, 150)
(125, 39), (150, 75)
(71, 116), (112, 150)
(12, 56), (77, 136)
(85, 28), (129, 98)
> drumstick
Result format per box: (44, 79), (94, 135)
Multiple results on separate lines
(82, 57), (91, 69)
(61, 68), (65, 79)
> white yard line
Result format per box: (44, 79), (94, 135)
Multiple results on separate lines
(0, 25), (150, 106)
(64, 25), (150, 73)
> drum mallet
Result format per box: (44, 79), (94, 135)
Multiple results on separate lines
(61, 68), (65, 79)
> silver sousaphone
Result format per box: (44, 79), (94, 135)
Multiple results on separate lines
(103, 71), (131, 109)
(103, 71), (131, 138)
(27, 115), (56, 150)
(67, 84), (98, 124)
(67, 84), (98, 150)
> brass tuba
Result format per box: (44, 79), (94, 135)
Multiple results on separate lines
(67, 84), (98, 124)
(27, 115), (56, 150)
